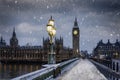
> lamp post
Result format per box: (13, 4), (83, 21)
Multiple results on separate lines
(46, 16), (56, 64)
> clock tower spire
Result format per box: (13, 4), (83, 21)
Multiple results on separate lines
(74, 17), (78, 27)
(72, 18), (80, 57)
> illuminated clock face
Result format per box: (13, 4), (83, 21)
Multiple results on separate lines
(73, 30), (78, 35)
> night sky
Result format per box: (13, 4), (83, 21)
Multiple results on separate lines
(0, 0), (120, 53)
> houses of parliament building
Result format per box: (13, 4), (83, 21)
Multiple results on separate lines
(0, 18), (80, 63)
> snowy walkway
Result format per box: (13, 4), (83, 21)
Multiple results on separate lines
(56, 59), (107, 80)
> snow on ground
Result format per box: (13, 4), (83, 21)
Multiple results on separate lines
(56, 59), (107, 80)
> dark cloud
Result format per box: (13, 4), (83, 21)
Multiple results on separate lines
(0, 0), (120, 52)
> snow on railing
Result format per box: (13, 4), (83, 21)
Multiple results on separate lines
(60, 58), (78, 67)
(11, 58), (78, 80)
(11, 67), (54, 80)
(91, 59), (120, 79)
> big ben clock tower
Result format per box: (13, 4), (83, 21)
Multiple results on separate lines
(72, 18), (80, 56)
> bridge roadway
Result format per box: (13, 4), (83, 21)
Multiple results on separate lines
(55, 59), (107, 80)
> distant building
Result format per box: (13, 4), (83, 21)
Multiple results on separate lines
(81, 50), (89, 58)
(0, 36), (6, 47)
(93, 39), (120, 59)
(0, 18), (80, 63)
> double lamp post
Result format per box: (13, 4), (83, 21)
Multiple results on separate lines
(46, 16), (56, 64)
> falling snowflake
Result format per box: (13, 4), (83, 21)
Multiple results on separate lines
(63, 11), (66, 14)
(33, 16), (36, 19)
(33, 38), (36, 42)
(15, 0), (18, 4)
(87, 39), (90, 42)
(92, 0), (95, 3)
(29, 31), (32, 34)
(112, 31), (115, 34)
(110, 34), (113, 37)
(82, 17), (85, 21)
(116, 12), (120, 16)
(47, 5), (49, 9)
(85, 15), (88, 18)
(82, 42), (85, 46)
(95, 25), (99, 28)
(40, 16), (43, 20)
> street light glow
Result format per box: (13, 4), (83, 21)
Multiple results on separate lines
(52, 28), (56, 36)
(47, 25), (52, 32)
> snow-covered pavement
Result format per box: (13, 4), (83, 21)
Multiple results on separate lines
(56, 59), (107, 80)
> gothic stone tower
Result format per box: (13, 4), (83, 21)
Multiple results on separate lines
(72, 18), (80, 56)
(10, 28), (18, 47)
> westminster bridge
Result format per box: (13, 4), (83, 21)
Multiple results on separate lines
(7, 58), (119, 80)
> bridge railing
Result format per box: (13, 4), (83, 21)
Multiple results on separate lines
(12, 67), (54, 80)
(91, 59), (120, 80)
(11, 58), (78, 80)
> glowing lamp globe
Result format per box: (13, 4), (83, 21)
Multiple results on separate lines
(47, 25), (52, 32)
(48, 20), (54, 26)
(52, 28), (56, 36)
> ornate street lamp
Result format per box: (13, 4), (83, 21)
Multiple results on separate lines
(46, 16), (56, 64)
